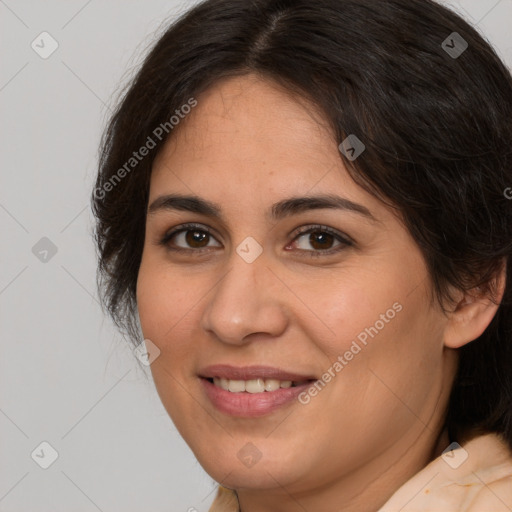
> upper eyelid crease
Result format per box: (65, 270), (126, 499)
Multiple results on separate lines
(161, 223), (353, 254)
(147, 193), (379, 225)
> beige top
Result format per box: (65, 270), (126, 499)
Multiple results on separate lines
(208, 433), (512, 511)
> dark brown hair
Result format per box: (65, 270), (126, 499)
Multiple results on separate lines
(91, 0), (512, 449)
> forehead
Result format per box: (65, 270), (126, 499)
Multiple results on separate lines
(148, 74), (390, 225)
(152, 74), (337, 182)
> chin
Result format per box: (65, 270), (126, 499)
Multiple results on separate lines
(195, 445), (305, 490)
(207, 465), (294, 491)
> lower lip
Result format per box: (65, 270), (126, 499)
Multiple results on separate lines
(200, 378), (316, 417)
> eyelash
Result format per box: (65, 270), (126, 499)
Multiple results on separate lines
(158, 222), (353, 257)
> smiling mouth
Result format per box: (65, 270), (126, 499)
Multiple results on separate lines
(206, 377), (315, 393)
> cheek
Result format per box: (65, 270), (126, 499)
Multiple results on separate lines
(137, 251), (195, 323)
(294, 265), (407, 358)
(321, 279), (444, 427)
(296, 258), (441, 414)
(136, 258), (197, 355)
(136, 261), (205, 424)
(136, 256), (228, 393)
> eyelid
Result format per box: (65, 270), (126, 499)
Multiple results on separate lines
(159, 222), (220, 249)
(159, 222), (354, 254)
(289, 224), (354, 245)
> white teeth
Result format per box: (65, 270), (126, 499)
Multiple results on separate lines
(264, 379), (280, 392)
(212, 377), (296, 392)
(228, 379), (245, 392)
(245, 379), (265, 393)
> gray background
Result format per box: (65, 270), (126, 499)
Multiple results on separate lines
(1, 1), (511, 511)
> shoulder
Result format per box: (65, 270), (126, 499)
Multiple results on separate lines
(379, 432), (512, 512)
(208, 485), (239, 512)
(466, 472), (512, 512)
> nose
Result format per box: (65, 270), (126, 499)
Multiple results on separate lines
(200, 250), (289, 345)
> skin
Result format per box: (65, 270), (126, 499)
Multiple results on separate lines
(136, 74), (503, 512)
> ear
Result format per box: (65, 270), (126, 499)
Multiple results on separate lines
(443, 261), (507, 349)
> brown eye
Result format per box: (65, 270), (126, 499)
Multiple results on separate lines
(160, 223), (222, 251)
(185, 229), (210, 248)
(307, 232), (335, 250)
(289, 225), (352, 256)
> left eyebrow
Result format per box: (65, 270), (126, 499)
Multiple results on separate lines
(147, 193), (378, 223)
(270, 194), (377, 223)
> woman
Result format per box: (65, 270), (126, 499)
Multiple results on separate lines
(91, 0), (512, 510)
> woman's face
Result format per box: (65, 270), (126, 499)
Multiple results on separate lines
(136, 74), (456, 499)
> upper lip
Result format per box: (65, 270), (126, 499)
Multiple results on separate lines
(199, 364), (317, 382)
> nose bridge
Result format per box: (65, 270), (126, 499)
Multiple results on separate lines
(200, 247), (288, 344)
